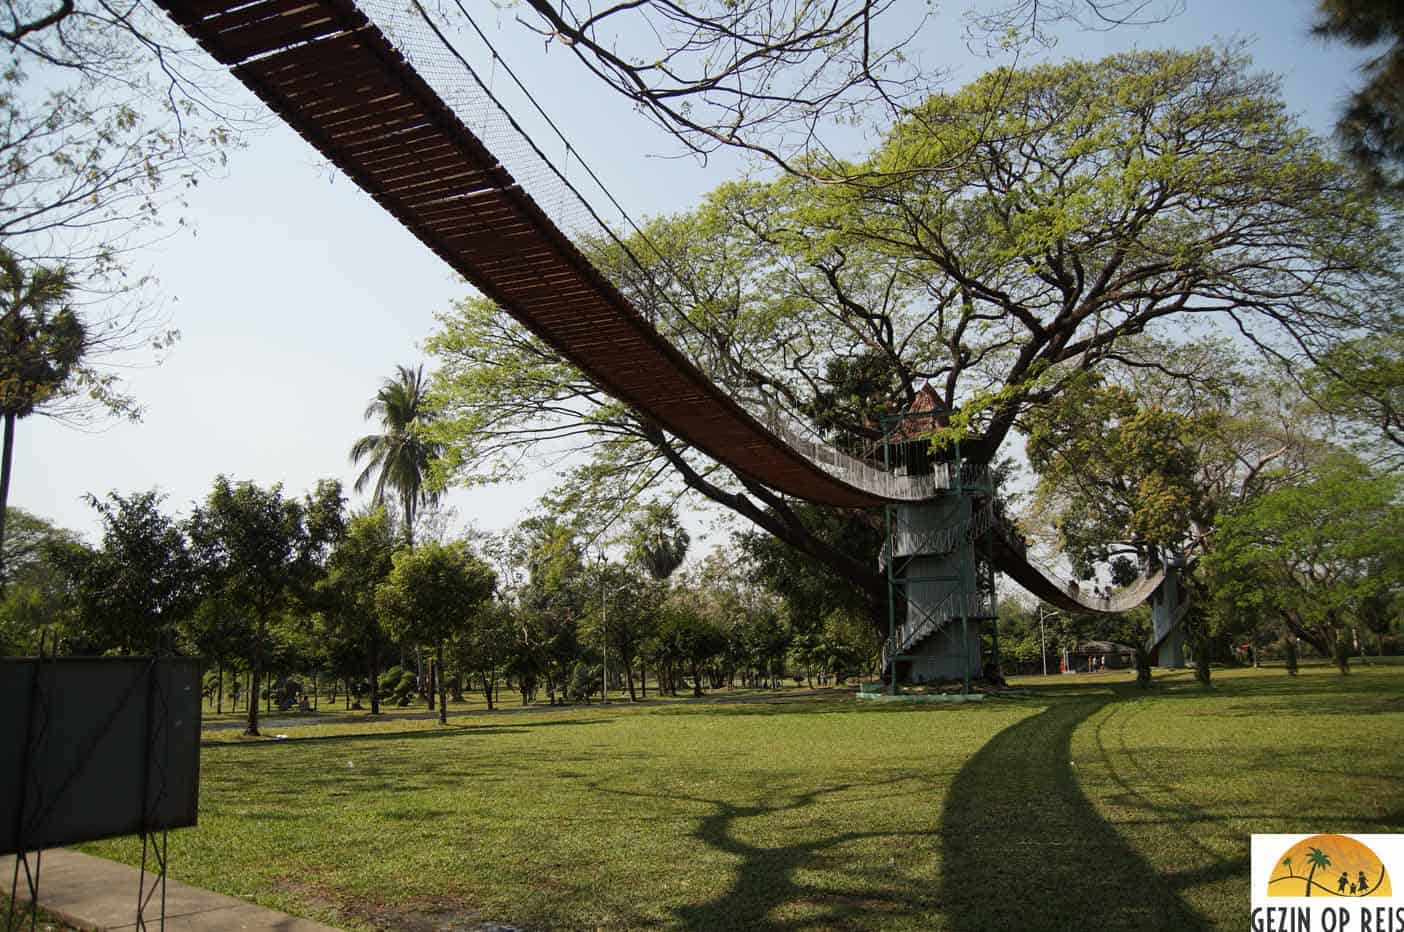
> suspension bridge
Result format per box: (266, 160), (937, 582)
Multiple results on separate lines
(155, 0), (1188, 685)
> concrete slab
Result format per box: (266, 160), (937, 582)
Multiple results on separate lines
(2, 849), (340, 931)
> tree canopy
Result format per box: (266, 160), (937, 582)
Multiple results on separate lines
(377, 540), (497, 723)
(1205, 455), (1404, 656)
(427, 47), (1401, 611)
(1313, 0), (1404, 189)
(187, 476), (344, 735)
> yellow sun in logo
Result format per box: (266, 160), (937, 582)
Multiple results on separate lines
(1268, 835), (1391, 898)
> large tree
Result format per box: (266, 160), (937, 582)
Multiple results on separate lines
(427, 48), (1399, 619)
(315, 506), (398, 715)
(501, 0), (1174, 174)
(1022, 343), (1331, 570)
(0, 253), (83, 577)
(376, 540), (496, 725)
(62, 490), (197, 654)
(1205, 455), (1404, 657)
(187, 477), (343, 736)
(0, 508), (86, 652)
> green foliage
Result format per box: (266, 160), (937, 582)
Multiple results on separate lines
(1206, 456), (1404, 657)
(0, 253), (85, 420)
(1305, 331), (1403, 467)
(372, 665), (419, 706)
(183, 592), (251, 672)
(0, 508), (86, 652)
(737, 503), (881, 627)
(582, 560), (658, 700)
(450, 598), (516, 709)
(652, 599), (728, 696)
(376, 541), (496, 649)
(187, 476), (344, 733)
(350, 364), (441, 544)
(316, 507), (398, 712)
(626, 503), (690, 581)
(1313, 0), (1404, 188)
(1026, 372), (1209, 569)
(60, 490), (196, 654)
(189, 477), (340, 621)
(0, 7), (235, 429)
(426, 46), (1398, 623)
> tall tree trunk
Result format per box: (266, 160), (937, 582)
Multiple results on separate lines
(0, 411), (15, 585)
(625, 661), (637, 702)
(426, 655), (436, 710)
(481, 671), (495, 710)
(246, 619), (263, 737)
(216, 662), (223, 714)
(436, 641), (448, 725)
(369, 642), (382, 715)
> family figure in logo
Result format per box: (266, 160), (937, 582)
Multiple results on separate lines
(1337, 871), (1372, 895)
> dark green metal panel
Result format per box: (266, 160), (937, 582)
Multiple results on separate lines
(0, 657), (203, 854)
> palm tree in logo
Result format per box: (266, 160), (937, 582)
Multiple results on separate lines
(1304, 847), (1332, 896)
(1281, 856), (1295, 878)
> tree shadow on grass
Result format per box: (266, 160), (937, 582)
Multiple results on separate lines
(200, 716), (610, 750)
(940, 697), (1216, 932)
(579, 776), (945, 931)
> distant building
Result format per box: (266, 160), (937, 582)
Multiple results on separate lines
(1067, 640), (1136, 672)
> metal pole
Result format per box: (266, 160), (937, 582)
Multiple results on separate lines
(1040, 608), (1048, 676)
(885, 504), (896, 697)
(601, 566), (609, 705)
(961, 615), (970, 695)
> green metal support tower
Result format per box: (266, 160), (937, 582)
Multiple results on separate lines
(881, 401), (1000, 694)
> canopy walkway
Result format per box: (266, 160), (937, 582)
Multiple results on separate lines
(156, 0), (957, 508)
(989, 519), (1169, 616)
(157, 0), (1176, 630)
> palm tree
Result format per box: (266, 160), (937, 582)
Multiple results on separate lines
(351, 364), (442, 709)
(349, 364), (441, 546)
(628, 503), (691, 581)
(626, 503), (690, 699)
(0, 252), (84, 581)
(1304, 846), (1332, 896)
(1281, 856), (1294, 878)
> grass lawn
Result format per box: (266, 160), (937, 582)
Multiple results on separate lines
(81, 663), (1404, 931)
(1, 897), (80, 932)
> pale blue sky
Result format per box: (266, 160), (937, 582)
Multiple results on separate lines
(15, 0), (1374, 546)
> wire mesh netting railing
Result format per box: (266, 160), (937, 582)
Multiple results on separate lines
(353, 0), (965, 504)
